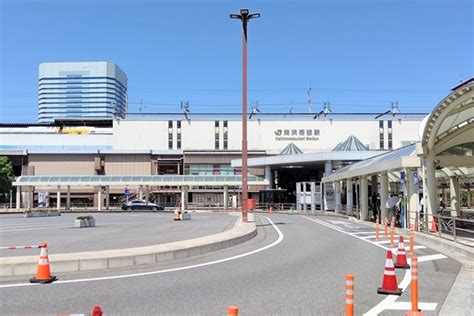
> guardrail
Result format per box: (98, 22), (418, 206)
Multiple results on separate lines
(430, 214), (474, 247)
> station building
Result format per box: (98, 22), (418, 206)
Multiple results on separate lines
(1, 111), (423, 210)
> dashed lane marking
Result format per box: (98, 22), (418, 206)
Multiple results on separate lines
(301, 216), (447, 316)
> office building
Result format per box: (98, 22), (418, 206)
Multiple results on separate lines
(38, 62), (127, 123)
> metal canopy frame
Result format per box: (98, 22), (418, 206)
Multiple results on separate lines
(13, 175), (268, 187)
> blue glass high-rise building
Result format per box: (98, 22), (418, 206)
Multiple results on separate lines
(38, 62), (128, 123)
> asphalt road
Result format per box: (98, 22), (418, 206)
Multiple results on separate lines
(0, 214), (461, 315)
(0, 212), (236, 256)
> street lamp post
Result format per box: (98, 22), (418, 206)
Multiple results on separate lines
(230, 9), (260, 223)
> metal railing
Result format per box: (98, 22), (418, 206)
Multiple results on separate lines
(431, 214), (474, 247)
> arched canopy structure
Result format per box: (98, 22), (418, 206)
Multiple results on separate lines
(420, 78), (474, 217)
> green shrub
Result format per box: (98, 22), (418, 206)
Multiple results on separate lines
(76, 215), (94, 220)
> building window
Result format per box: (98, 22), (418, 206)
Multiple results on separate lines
(168, 120), (173, 149)
(379, 120), (384, 149)
(215, 120), (220, 150)
(177, 120), (182, 149)
(223, 120), (228, 150)
(213, 164), (220, 175)
(388, 120), (393, 150)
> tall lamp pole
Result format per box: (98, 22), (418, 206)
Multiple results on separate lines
(230, 9), (260, 223)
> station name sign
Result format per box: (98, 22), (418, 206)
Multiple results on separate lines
(274, 129), (320, 141)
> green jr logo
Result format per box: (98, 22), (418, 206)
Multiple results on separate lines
(274, 129), (282, 136)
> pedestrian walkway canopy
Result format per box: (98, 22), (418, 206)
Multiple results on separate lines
(322, 143), (420, 182)
(13, 175), (268, 187)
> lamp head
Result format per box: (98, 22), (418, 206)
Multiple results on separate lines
(240, 8), (249, 16)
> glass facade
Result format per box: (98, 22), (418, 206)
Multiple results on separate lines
(185, 164), (238, 176)
(38, 62), (128, 123)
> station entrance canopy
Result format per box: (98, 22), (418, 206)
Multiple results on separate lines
(13, 175), (268, 187)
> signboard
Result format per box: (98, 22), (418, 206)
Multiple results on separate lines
(324, 183), (335, 211)
(274, 129), (320, 141)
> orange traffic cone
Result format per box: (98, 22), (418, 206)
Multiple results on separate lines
(394, 236), (410, 269)
(30, 243), (57, 284)
(430, 216), (438, 232)
(377, 250), (402, 295)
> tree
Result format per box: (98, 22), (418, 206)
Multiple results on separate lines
(0, 156), (14, 202)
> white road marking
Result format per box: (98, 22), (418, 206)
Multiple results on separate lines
(387, 302), (437, 310)
(302, 216), (448, 316)
(418, 254), (447, 262)
(389, 245), (426, 252)
(0, 216), (283, 289)
(374, 240), (391, 244)
(352, 231), (376, 235)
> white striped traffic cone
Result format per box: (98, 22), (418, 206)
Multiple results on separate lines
(395, 235), (410, 269)
(30, 243), (57, 284)
(377, 250), (402, 295)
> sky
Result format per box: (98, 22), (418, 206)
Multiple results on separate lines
(0, 0), (473, 122)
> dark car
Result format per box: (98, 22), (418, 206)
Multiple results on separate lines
(121, 200), (164, 211)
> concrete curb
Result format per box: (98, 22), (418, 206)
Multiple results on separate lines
(0, 212), (256, 277)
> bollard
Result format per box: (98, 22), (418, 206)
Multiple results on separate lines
(389, 218), (395, 247)
(227, 305), (239, 316)
(345, 274), (354, 316)
(409, 226), (414, 256)
(269, 206), (273, 214)
(384, 217), (388, 238)
(405, 256), (424, 315)
(375, 216), (380, 241)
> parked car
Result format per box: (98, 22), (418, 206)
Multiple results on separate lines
(121, 200), (164, 211)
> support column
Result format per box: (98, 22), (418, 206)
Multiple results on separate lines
(380, 172), (389, 222)
(66, 185), (71, 210)
(26, 186), (33, 211)
(105, 185), (110, 210)
(28, 186), (33, 211)
(423, 155), (438, 219)
(371, 174), (379, 195)
(360, 176), (369, 221)
(181, 185), (188, 211)
(264, 165), (272, 189)
(16, 187), (21, 211)
(56, 185), (61, 211)
(223, 185), (229, 211)
(138, 185), (144, 200)
(145, 185), (149, 202)
(449, 176), (460, 216)
(407, 169), (419, 227)
(334, 181), (342, 213)
(98, 186), (102, 211)
(296, 182), (301, 212)
(346, 178), (353, 215)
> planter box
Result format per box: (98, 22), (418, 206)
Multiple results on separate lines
(75, 218), (96, 228)
(180, 213), (191, 220)
(25, 210), (61, 218)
